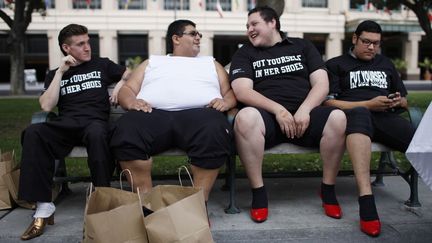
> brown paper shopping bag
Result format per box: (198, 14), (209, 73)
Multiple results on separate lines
(0, 150), (18, 210)
(1, 168), (35, 209)
(83, 173), (148, 243)
(141, 166), (213, 243)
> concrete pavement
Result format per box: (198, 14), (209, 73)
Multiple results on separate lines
(0, 175), (431, 243)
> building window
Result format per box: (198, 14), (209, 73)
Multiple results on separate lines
(73, 0), (102, 9)
(45, 0), (55, 8)
(119, 0), (146, 10)
(118, 34), (148, 66)
(349, 0), (401, 12)
(302, 0), (327, 8)
(0, 34), (50, 83)
(206, 0), (231, 11)
(247, 0), (256, 11)
(89, 34), (100, 57)
(164, 0), (190, 10)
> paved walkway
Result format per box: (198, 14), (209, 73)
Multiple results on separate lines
(0, 176), (431, 242)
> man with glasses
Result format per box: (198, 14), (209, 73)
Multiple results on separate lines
(324, 20), (415, 237)
(110, 19), (236, 203)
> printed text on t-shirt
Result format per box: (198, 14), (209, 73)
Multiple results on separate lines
(349, 70), (388, 89)
(60, 71), (102, 95)
(252, 55), (304, 78)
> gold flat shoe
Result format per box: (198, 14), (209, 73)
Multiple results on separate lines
(21, 213), (54, 241)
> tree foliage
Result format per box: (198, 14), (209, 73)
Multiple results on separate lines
(0, 0), (46, 94)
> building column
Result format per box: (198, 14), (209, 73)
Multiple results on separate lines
(404, 32), (422, 80)
(99, 30), (118, 62)
(102, 0), (116, 10)
(200, 31), (214, 56)
(148, 30), (166, 55)
(55, 0), (70, 10)
(48, 30), (62, 70)
(326, 32), (343, 60)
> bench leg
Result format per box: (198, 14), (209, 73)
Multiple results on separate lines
(372, 152), (391, 187)
(54, 159), (71, 195)
(224, 155), (240, 214)
(401, 167), (421, 207)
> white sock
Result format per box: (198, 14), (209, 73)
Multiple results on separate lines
(33, 202), (56, 218)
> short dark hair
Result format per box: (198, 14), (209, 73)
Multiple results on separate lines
(354, 20), (382, 36)
(166, 19), (196, 54)
(58, 24), (88, 56)
(248, 6), (281, 32)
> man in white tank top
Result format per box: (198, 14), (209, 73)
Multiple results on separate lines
(110, 20), (237, 204)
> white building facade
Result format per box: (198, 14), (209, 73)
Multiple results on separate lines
(0, 0), (429, 82)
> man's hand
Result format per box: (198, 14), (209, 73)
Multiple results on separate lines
(293, 108), (310, 138)
(388, 92), (402, 109)
(275, 108), (296, 139)
(58, 55), (79, 73)
(208, 98), (229, 112)
(367, 96), (394, 111)
(129, 99), (152, 113)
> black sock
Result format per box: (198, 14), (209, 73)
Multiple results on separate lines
(321, 182), (339, 205)
(251, 186), (268, 209)
(359, 194), (379, 221)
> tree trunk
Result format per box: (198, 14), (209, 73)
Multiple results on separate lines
(9, 32), (25, 95)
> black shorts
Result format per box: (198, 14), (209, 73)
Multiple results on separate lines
(257, 106), (338, 149)
(344, 107), (414, 152)
(110, 108), (233, 169)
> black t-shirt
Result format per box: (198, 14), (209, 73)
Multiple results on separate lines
(326, 52), (407, 101)
(44, 57), (125, 122)
(229, 37), (325, 111)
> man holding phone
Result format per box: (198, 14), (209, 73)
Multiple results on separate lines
(323, 20), (414, 237)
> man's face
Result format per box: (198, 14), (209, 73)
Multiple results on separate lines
(352, 31), (381, 61)
(62, 34), (91, 63)
(246, 12), (276, 47)
(176, 25), (201, 57)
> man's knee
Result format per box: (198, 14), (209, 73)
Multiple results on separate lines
(325, 109), (347, 135)
(84, 121), (109, 142)
(234, 107), (263, 135)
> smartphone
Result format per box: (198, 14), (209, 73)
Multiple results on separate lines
(388, 93), (396, 99)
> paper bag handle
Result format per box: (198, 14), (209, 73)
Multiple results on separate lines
(86, 183), (94, 201)
(119, 169), (134, 192)
(178, 165), (194, 187)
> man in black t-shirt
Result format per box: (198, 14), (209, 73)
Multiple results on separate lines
(229, 6), (346, 225)
(18, 24), (129, 241)
(324, 20), (415, 237)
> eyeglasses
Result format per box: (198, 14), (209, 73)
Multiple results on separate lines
(181, 31), (202, 38)
(358, 36), (381, 48)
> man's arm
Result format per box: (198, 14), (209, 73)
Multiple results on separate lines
(39, 55), (78, 111)
(293, 69), (329, 137)
(207, 61), (237, 111)
(324, 95), (397, 112)
(110, 68), (131, 104)
(118, 60), (152, 112)
(231, 77), (297, 138)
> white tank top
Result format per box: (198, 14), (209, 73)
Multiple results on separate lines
(136, 55), (222, 111)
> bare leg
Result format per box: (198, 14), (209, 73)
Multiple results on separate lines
(233, 107), (266, 189)
(119, 158), (153, 193)
(320, 110), (346, 185)
(191, 165), (220, 201)
(346, 133), (372, 196)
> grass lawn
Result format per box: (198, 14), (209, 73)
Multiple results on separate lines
(0, 91), (431, 177)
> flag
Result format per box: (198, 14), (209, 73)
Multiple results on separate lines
(124, 0), (130, 10)
(86, 0), (91, 7)
(216, 0), (223, 18)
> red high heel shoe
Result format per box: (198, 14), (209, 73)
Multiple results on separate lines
(319, 193), (342, 219)
(360, 219), (381, 237)
(250, 208), (268, 223)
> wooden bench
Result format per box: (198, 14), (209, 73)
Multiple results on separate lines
(31, 94), (424, 214)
